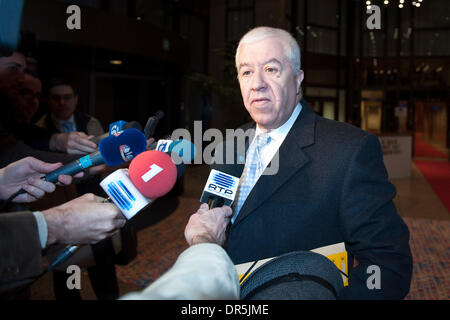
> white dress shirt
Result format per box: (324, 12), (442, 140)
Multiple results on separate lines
(251, 102), (302, 178)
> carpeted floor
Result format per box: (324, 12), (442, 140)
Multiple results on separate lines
(403, 217), (450, 300)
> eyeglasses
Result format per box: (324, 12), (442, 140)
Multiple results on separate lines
(49, 94), (75, 102)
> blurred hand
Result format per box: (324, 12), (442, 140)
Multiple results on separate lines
(184, 203), (233, 246)
(42, 193), (126, 247)
(0, 157), (80, 203)
(50, 131), (98, 154)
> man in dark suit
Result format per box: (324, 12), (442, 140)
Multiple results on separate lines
(221, 27), (412, 299)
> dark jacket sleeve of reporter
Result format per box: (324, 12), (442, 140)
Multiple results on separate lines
(338, 134), (413, 300)
(0, 211), (43, 294)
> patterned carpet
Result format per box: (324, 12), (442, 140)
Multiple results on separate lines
(403, 217), (450, 300)
(115, 196), (450, 300)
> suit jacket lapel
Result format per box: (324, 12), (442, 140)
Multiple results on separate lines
(233, 103), (317, 225)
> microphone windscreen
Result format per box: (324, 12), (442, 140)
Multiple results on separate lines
(98, 128), (147, 167)
(128, 150), (177, 198)
(169, 139), (196, 163)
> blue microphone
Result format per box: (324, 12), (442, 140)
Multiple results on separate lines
(45, 128), (147, 182)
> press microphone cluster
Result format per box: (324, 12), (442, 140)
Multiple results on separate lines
(48, 149), (182, 271)
(48, 137), (197, 271)
(45, 128), (147, 183)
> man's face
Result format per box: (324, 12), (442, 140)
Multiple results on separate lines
(13, 74), (42, 122)
(0, 52), (26, 99)
(48, 85), (78, 121)
(237, 37), (304, 130)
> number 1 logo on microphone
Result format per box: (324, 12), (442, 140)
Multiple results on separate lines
(141, 164), (163, 182)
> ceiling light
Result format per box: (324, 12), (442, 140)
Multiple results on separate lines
(400, 0), (404, 3)
(109, 60), (123, 65)
(366, 0), (371, 5)
(384, 0), (389, 4)
(416, 2), (421, 7)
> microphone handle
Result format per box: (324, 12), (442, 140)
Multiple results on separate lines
(144, 111), (164, 139)
(45, 151), (104, 183)
(46, 245), (79, 272)
(207, 197), (225, 209)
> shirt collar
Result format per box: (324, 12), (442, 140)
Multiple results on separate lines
(255, 102), (302, 142)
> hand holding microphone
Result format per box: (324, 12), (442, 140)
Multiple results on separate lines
(42, 193), (126, 247)
(184, 203), (233, 246)
(44, 128), (147, 183)
(0, 157), (81, 205)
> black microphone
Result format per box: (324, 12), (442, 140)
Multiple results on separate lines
(144, 110), (164, 139)
(45, 129), (147, 183)
(91, 121), (143, 144)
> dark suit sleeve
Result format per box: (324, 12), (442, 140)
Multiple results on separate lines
(338, 134), (413, 299)
(0, 211), (43, 294)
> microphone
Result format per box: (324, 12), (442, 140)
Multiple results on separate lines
(101, 150), (179, 219)
(91, 121), (143, 144)
(200, 169), (241, 209)
(45, 128), (147, 183)
(144, 111), (164, 139)
(199, 157), (245, 208)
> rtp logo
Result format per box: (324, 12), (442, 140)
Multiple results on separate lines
(200, 169), (240, 206)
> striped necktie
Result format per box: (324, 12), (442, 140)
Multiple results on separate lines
(232, 133), (271, 223)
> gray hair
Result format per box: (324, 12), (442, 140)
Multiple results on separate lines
(235, 26), (301, 74)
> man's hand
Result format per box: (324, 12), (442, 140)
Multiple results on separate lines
(42, 193), (126, 247)
(0, 157), (80, 203)
(184, 203), (233, 246)
(49, 131), (98, 154)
